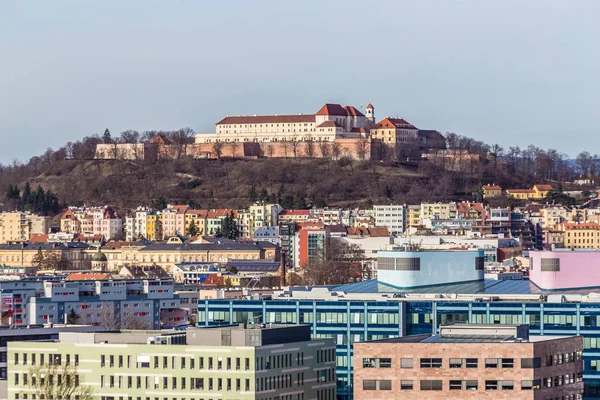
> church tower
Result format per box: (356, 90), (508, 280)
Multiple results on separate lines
(366, 103), (375, 123)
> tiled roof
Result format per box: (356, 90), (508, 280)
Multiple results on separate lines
(316, 121), (342, 128)
(534, 184), (553, 191)
(560, 222), (600, 230)
(374, 117), (417, 129)
(280, 210), (310, 216)
(483, 185), (502, 190)
(66, 273), (112, 281)
(366, 103), (374, 109)
(344, 106), (365, 117)
(506, 189), (535, 194)
(29, 234), (49, 243)
(149, 135), (172, 145)
(367, 227), (390, 237)
(315, 104), (347, 116)
(216, 114), (315, 125)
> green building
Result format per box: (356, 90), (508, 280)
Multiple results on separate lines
(7, 324), (336, 400)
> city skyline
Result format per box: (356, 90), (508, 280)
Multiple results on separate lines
(1, 0), (599, 162)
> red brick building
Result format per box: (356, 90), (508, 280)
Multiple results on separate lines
(354, 324), (583, 399)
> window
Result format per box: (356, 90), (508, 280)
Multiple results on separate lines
(400, 380), (413, 390)
(485, 358), (499, 368)
(420, 380), (442, 390)
(521, 379), (541, 390)
(400, 358), (413, 368)
(449, 358), (477, 368)
(521, 357), (541, 368)
(420, 358), (442, 368)
(501, 358), (514, 368)
(449, 380), (462, 390)
(362, 380), (391, 390)
(486, 380), (498, 390)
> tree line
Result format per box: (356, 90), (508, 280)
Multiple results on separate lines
(5, 182), (60, 215)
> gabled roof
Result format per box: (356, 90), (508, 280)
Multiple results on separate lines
(559, 222), (600, 230)
(149, 135), (172, 145)
(483, 185), (502, 190)
(534, 184), (553, 191)
(216, 114), (315, 125)
(506, 189), (535, 194)
(374, 117), (417, 130)
(344, 106), (365, 117)
(316, 121), (342, 128)
(29, 234), (49, 243)
(315, 104), (347, 116)
(103, 207), (120, 220)
(366, 103), (374, 109)
(207, 209), (236, 219)
(61, 209), (77, 220)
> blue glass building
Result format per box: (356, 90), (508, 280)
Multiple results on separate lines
(199, 279), (600, 399)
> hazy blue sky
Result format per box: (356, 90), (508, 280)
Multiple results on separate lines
(1, 0), (598, 163)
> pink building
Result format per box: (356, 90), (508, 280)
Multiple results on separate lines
(354, 324), (583, 399)
(161, 204), (189, 239)
(530, 250), (600, 290)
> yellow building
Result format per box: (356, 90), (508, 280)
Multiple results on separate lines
(542, 206), (571, 228)
(0, 243), (88, 269)
(420, 202), (457, 221)
(145, 213), (162, 241)
(0, 212), (50, 244)
(184, 210), (207, 236)
(559, 222), (600, 250)
(506, 184), (553, 200)
(482, 184), (502, 198)
(406, 205), (421, 228)
(370, 117), (419, 145)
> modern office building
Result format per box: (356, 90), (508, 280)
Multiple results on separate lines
(353, 324), (583, 399)
(0, 324), (107, 399)
(199, 249), (600, 399)
(8, 324), (336, 400)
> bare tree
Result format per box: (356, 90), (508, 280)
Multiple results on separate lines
(305, 139), (315, 158)
(301, 237), (365, 285)
(331, 142), (341, 160)
(319, 141), (331, 158)
(26, 363), (94, 400)
(265, 143), (275, 158)
(119, 130), (140, 144)
(290, 136), (300, 158)
(355, 139), (368, 161)
(212, 142), (224, 160)
(229, 141), (240, 158)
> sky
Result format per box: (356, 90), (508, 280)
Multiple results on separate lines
(0, 0), (598, 163)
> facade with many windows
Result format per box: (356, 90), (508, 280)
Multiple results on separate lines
(199, 284), (600, 399)
(354, 324), (583, 399)
(8, 325), (336, 400)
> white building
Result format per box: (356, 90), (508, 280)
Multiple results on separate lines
(253, 226), (280, 245)
(374, 205), (406, 234)
(125, 207), (151, 241)
(195, 103), (372, 144)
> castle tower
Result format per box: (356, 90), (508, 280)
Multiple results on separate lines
(365, 103), (375, 123)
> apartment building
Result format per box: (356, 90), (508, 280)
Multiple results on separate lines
(0, 242), (91, 269)
(0, 277), (182, 328)
(557, 222), (600, 250)
(373, 205), (406, 234)
(8, 324), (336, 400)
(420, 202), (457, 221)
(60, 206), (123, 240)
(125, 207), (151, 241)
(370, 117), (419, 145)
(161, 205), (189, 238)
(184, 209), (207, 236)
(0, 212), (50, 244)
(145, 212), (162, 241)
(353, 324), (583, 399)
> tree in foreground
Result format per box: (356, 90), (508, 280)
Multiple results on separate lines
(302, 237), (366, 285)
(26, 363), (94, 400)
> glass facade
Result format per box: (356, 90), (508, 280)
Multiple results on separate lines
(200, 298), (600, 399)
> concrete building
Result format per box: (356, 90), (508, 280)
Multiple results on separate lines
(353, 324), (583, 399)
(0, 324), (107, 398)
(374, 205), (406, 235)
(124, 207), (151, 241)
(377, 249), (484, 288)
(420, 202), (457, 221)
(557, 222), (600, 250)
(8, 324), (336, 400)
(0, 212), (50, 244)
(253, 226), (280, 245)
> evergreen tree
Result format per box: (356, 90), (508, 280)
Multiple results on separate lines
(22, 182), (32, 210)
(259, 188), (269, 203)
(66, 308), (80, 325)
(225, 211), (239, 239)
(214, 228), (223, 238)
(293, 193), (307, 210)
(103, 129), (112, 144)
(222, 215), (231, 238)
(475, 182), (484, 203)
(248, 185), (258, 202)
(277, 184), (286, 204)
(187, 220), (199, 236)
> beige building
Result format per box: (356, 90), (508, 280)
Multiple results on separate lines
(370, 117), (419, 145)
(195, 102), (372, 144)
(557, 222), (600, 250)
(420, 202), (457, 221)
(0, 212), (50, 244)
(354, 324), (583, 399)
(162, 204), (189, 238)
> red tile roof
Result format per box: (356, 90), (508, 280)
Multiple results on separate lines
(506, 189), (535, 194)
(280, 210), (311, 216)
(66, 273), (112, 281)
(29, 234), (49, 243)
(560, 222), (600, 230)
(149, 135), (172, 145)
(61, 209), (77, 220)
(374, 117), (417, 129)
(315, 104), (347, 116)
(534, 184), (553, 191)
(344, 106), (365, 117)
(366, 103), (374, 109)
(216, 114), (315, 125)
(366, 227), (390, 237)
(316, 121), (342, 128)
(207, 209), (236, 219)
(483, 185), (502, 190)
